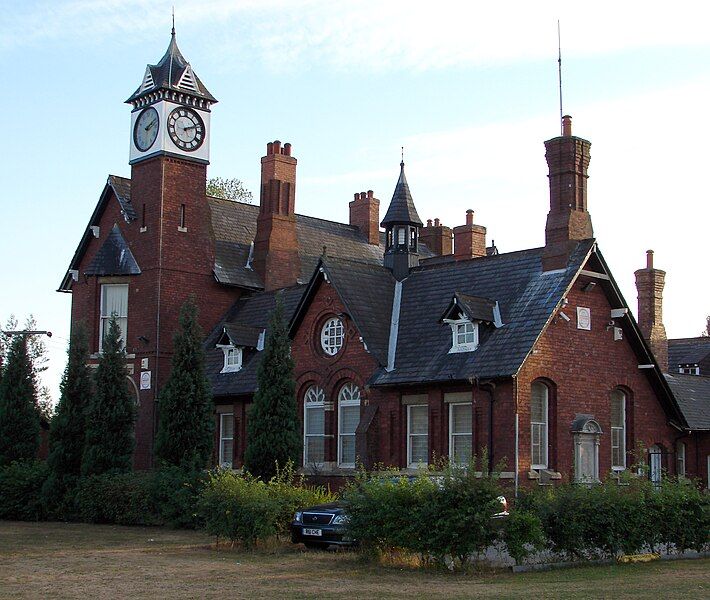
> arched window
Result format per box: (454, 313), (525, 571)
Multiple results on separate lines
(337, 383), (361, 468)
(530, 382), (548, 470)
(611, 389), (626, 471)
(303, 386), (325, 466)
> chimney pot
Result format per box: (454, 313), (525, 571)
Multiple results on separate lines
(367, 190), (374, 199)
(434, 218), (440, 227)
(273, 140), (281, 154)
(283, 142), (292, 156)
(267, 142), (274, 155)
(646, 249), (654, 269)
(426, 219), (433, 227)
(465, 209), (474, 226)
(562, 115), (573, 137)
(354, 193), (359, 201)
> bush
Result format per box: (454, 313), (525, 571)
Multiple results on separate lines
(500, 510), (545, 565)
(344, 460), (506, 569)
(74, 472), (160, 526)
(0, 460), (48, 521)
(199, 469), (279, 548)
(149, 466), (207, 529)
(266, 463), (336, 535)
(524, 475), (710, 560)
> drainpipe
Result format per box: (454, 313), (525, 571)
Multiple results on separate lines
(513, 375), (519, 499)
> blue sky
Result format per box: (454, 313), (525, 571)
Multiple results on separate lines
(2, 0), (709, 401)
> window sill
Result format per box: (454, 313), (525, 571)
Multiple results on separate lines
(220, 366), (242, 374)
(178, 226), (188, 233)
(90, 352), (135, 359)
(449, 345), (478, 354)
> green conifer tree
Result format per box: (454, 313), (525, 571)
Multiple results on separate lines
(244, 298), (300, 480)
(43, 323), (93, 509)
(0, 335), (40, 466)
(82, 315), (135, 476)
(154, 297), (214, 469)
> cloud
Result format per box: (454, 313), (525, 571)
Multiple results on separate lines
(5, 0), (710, 71)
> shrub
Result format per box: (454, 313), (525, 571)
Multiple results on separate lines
(149, 466), (207, 529)
(500, 510), (545, 565)
(0, 460), (48, 521)
(266, 462), (336, 535)
(652, 477), (710, 553)
(199, 469), (279, 548)
(344, 460), (506, 569)
(74, 472), (160, 526)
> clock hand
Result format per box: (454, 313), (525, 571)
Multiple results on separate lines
(183, 125), (196, 131)
(145, 118), (158, 131)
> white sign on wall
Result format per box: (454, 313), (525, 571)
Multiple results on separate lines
(140, 370), (152, 390)
(577, 307), (592, 331)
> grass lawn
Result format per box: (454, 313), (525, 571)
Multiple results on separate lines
(1, 521), (708, 599)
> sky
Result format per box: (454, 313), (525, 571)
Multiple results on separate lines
(1, 0), (709, 403)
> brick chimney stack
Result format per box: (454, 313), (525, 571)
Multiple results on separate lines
(542, 115), (594, 271)
(349, 190), (380, 245)
(253, 140), (301, 290)
(420, 217), (453, 256)
(453, 210), (487, 260)
(635, 250), (668, 371)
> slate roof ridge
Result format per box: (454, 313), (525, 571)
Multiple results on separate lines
(669, 336), (710, 343)
(412, 245), (546, 274)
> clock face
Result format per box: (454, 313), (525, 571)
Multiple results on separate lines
(167, 107), (205, 151)
(133, 107), (159, 152)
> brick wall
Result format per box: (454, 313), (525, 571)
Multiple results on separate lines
(69, 155), (241, 469)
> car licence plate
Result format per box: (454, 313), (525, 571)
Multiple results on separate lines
(303, 528), (322, 537)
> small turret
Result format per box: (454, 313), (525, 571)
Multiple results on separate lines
(381, 161), (423, 280)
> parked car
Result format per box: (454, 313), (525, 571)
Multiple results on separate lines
(291, 495), (509, 549)
(291, 502), (353, 549)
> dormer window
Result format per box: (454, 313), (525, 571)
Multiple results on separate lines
(449, 318), (479, 353)
(220, 345), (243, 373)
(440, 292), (503, 355)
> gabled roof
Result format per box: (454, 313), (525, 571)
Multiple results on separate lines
(84, 224), (141, 276)
(373, 242), (594, 385)
(58, 175), (137, 292)
(205, 286), (306, 398)
(217, 324), (264, 349)
(669, 337), (710, 366)
(289, 256), (397, 365)
(380, 162), (423, 227)
(440, 292), (502, 327)
(126, 31), (216, 104)
(665, 373), (710, 430)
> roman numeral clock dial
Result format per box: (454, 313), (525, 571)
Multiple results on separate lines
(168, 107), (205, 151)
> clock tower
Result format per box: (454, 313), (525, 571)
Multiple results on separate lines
(126, 27), (216, 164)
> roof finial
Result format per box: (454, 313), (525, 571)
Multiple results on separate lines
(400, 146), (404, 168)
(171, 6), (175, 36)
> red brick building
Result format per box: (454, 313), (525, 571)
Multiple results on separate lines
(60, 33), (708, 491)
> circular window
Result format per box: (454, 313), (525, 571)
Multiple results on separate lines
(320, 317), (344, 356)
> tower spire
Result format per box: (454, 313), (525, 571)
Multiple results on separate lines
(381, 160), (423, 280)
(171, 6), (175, 36)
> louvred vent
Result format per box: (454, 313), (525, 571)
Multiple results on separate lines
(177, 66), (200, 93)
(140, 67), (154, 91)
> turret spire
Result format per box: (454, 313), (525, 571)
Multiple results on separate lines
(381, 160), (423, 280)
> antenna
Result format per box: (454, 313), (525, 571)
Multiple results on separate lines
(557, 19), (563, 135)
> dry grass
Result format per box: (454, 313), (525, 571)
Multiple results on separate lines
(1, 521), (708, 599)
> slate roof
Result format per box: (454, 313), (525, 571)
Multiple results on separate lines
(665, 373), (710, 430)
(373, 240), (596, 385)
(442, 292), (500, 325)
(668, 337), (710, 366)
(207, 195), (432, 290)
(58, 175), (138, 291)
(290, 256), (398, 366)
(84, 224), (141, 277)
(380, 162), (423, 227)
(206, 286), (306, 398)
(126, 31), (216, 104)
